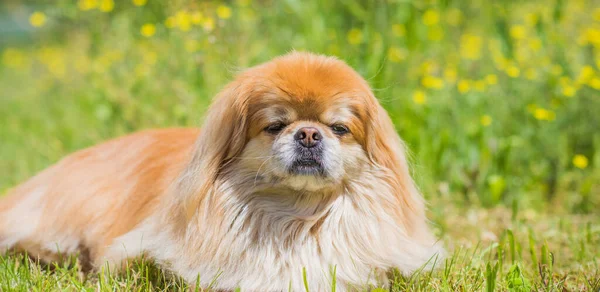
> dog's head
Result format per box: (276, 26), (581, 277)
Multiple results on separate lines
(178, 52), (423, 226)
(231, 53), (378, 191)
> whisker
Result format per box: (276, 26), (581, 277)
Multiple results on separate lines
(253, 157), (274, 186)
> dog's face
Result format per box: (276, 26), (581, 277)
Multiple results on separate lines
(241, 93), (368, 191)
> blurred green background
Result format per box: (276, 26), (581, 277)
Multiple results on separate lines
(1, 0), (599, 214)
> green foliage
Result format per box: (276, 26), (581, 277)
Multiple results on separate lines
(303, 267), (310, 292)
(485, 262), (499, 292)
(505, 264), (531, 292)
(1, 0), (599, 212)
(2, 213), (597, 290)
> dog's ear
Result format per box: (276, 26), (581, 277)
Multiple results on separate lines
(172, 81), (250, 224)
(192, 83), (249, 164)
(365, 99), (432, 241)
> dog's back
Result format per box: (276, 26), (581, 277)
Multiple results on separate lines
(0, 128), (198, 267)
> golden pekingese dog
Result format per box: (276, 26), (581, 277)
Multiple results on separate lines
(0, 52), (442, 291)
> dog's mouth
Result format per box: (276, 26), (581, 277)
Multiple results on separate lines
(289, 158), (325, 176)
(286, 145), (327, 176)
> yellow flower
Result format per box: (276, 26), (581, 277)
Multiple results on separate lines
(78, 0), (98, 11)
(485, 74), (498, 85)
(480, 115), (492, 127)
(525, 68), (538, 80)
(589, 77), (600, 90)
(392, 24), (406, 37)
(550, 65), (563, 76)
(562, 85), (577, 97)
(585, 29), (600, 47)
(29, 11), (46, 28)
(509, 25), (526, 40)
(176, 10), (192, 31)
(529, 38), (542, 52)
(48, 61), (66, 78)
(2, 48), (28, 69)
(457, 80), (470, 93)
(132, 0), (147, 6)
(506, 65), (520, 78)
(191, 11), (203, 24)
(446, 8), (462, 26)
(37, 47), (66, 78)
(140, 23), (156, 37)
(412, 90), (426, 105)
(460, 34), (482, 60)
(577, 66), (595, 84)
(99, 0), (114, 12)
(387, 47), (407, 63)
(444, 68), (457, 83)
(422, 9), (439, 26)
(419, 60), (438, 75)
(217, 5), (232, 20)
(165, 17), (176, 28)
(347, 28), (363, 45)
(572, 155), (589, 169)
(533, 108), (555, 121)
(421, 76), (444, 89)
(427, 26), (444, 41)
(203, 17), (215, 32)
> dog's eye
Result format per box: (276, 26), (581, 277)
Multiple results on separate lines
(264, 122), (287, 134)
(331, 124), (349, 135)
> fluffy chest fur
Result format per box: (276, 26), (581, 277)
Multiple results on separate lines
(134, 171), (439, 292)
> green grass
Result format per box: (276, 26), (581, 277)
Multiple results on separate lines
(1, 204), (598, 291)
(1, 0), (599, 290)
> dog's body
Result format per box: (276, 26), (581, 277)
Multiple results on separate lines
(0, 129), (198, 266)
(1, 52), (441, 291)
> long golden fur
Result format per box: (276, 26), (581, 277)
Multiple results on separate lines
(0, 52), (442, 291)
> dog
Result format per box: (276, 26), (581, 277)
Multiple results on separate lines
(0, 52), (442, 291)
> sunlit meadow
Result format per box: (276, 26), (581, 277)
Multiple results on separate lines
(0, 0), (599, 291)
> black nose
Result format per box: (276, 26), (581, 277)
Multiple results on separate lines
(294, 127), (322, 148)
